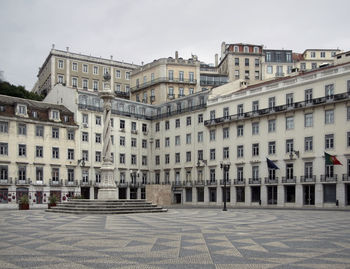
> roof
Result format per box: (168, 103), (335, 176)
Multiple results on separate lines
(0, 94), (73, 114)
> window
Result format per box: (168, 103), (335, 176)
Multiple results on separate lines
(310, 51), (316, 58)
(179, 71), (184, 82)
(52, 147), (59, 159)
(252, 143), (259, 156)
(155, 139), (160, 148)
(198, 131), (203, 142)
(52, 127), (59, 138)
(186, 116), (191, 126)
(223, 107), (229, 119)
(58, 59), (64, 69)
(268, 97), (275, 109)
(348, 132), (350, 147)
(268, 119), (276, 132)
(82, 132), (88, 142)
(72, 62), (78, 71)
(268, 141), (276, 155)
(131, 122), (136, 131)
(245, 58), (249, 66)
(305, 113), (313, 127)
(165, 154), (170, 164)
(0, 143), (8, 155)
(165, 121), (170, 130)
(186, 151), (191, 162)
(286, 116), (294, 130)
(58, 75), (64, 83)
(142, 155), (147, 165)
(155, 122), (160, 132)
(198, 114), (203, 123)
(82, 64), (88, 73)
(267, 66), (273, 74)
(36, 167), (43, 182)
(252, 122), (259, 135)
(210, 110), (216, 120)
(110, 118), (114, 127)
(245, 70), (250, 79)
(305, 137), (313, 151)
(51, 110), (60, 120)
(0, 122), (8, 133)
(18, 166), (26, 181)
(286, 139), (294, 153)
(131, 138), (137, 147)
(325, 134), (334, 149)
(300, 63), (306, 70)
(237, 145), (244, 158)
(210, 149), (216, 160)
(305, 89), (313, 103)
(115, 70), (120, 78)
(237, 125), (244, 137)
(255, 58), (259, 67)
(18, 124), (26, 135)
(82, 79), (88, 90)
(142, 139), (147, 149)
(286, 93), (294, 106)
(175, 153), (180, 163)
(155, 155), (160, 165)
(235, 58), (239, 66)
(36, 125), (44, 137)
(235, 70), (240, 79)
(68, 149), (74, 160)
(168, 70), (174, 80)
(120, 136), (125, 146)
(252, 166), (259, 180)
(237, 104), (244, 116)
(304, 162), (313, 179)
(95, 116), (101, 125)
(131, 155), (137, 165)
(125, 72), (130, 80)
(175, 135), (180, 146)
(198, 150), (203, 161)
(120, 119), (125, 129)
(165, 137), (170, 147)
(72, 77), (78, 88)
(286, 163), (294, 179)
(268, 168), (276, 180)
(19, 144), (26, 156)
(0, 165), (8, 180)
(237, 167), (244, 181)
(175, 119), (180, 128)
(209, 169), (216, 183)
(82, 114), (88, 124)
(223, 147), (229, 159)
(95, 151), (101, 162)
(186, 134), (191, 144)
(209, 130), (216, 141)
(93, 66), (98, 75)
(252, 101), (259, 112)
(223, 128), (229, 139)
(325, 110), (334, 124)
(325, 84), (334, 99)
(36, 146), (43, 158)
(142, 123), (147, 133)
(67, 130), (74, 140)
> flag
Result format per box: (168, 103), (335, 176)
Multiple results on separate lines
(324, 152), (342, 165)
(266, 158), (279, 169)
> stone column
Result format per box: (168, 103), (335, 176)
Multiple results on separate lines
(295, 184), (303, 207)
(98, 72), (117, 200)
(315, 183), (323, 208)
(261, 185), (267, 206)
(277, 185), (284, 207)
(192, 187), (197, 205)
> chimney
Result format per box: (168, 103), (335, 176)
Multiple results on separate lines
(52, 44), (55, 49)
(175, 51), (179, 60)
(215, 54), (218, 67)
(110, 55), (113, 60)
(66, 46), (69, 52)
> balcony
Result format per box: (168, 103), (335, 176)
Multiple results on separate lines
(15, 178), (31, 185)
(320, 175), (337, 183)
(194, 180), (205, 186)
(275, 72), (285, 77)
(282, 177), (296, 184)
(204, 91), (350, 127)
(300, 176), (316, 183)
(33, 180), (45, 186)
(343, 174), (350, 182)
(220, 180), (231, 185)
(80, 180), (92, 187)
(65, 180), (78, 187)
(49, 179), (63, 186)
(234, 179), (246, 185)
(249, 178), (261, 185)
(114, 90), (129, 99)
(129, 182), (138, 188)
(264, 177), (279, 184)
(183, 180), (193, 187)
(206, 180), (217, 186)
(117, 181), (128, 188)
(0, 178), (12, 185)
(131, 77), (197, 92)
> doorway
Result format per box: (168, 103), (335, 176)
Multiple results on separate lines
(35, 191), (43, 204)
(267, 186), (277, 205)
(174, 193), (182, 204)
(119, 188), (127, 199)
(80, 188), (89, 199)
(303, 185), (315, 205)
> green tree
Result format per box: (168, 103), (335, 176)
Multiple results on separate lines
(0, 81), (43, 101)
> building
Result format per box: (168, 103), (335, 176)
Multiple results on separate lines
(33, 45), (139, 98)
(261, 49), (293, 80)
(218, 42), (264, 83)
(0, 95), (78, 205)
(294, 49), (341, 71)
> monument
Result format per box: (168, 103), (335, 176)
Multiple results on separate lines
(98, 71), (118, 200)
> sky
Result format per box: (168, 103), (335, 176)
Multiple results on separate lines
(0, 0), (350, 90)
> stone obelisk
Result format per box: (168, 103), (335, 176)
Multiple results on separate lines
(98, 72), (117, 200)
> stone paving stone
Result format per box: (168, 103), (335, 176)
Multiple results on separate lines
(0, 209), (350, 268)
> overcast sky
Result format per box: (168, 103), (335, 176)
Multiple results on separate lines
(0, 0), (349, 90)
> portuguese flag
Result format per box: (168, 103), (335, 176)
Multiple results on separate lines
(324, 152), (342, 165)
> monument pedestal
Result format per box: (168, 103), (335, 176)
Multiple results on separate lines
(98, 163), (117, 200)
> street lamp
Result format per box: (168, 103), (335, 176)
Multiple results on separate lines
(220, 162), (231, 211)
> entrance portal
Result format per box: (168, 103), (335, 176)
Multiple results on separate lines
(303, 185), (315, 205)
(267, 186), (277, 205)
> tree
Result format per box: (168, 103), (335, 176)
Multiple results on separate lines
(0, 81), (43, 101)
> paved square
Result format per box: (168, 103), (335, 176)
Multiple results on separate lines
(0, 209), (350, 268)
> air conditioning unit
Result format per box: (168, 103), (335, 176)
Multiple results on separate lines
(83, 123), (88, 128)
(131, 130), (138, 134)
(119, 128), (125, 132)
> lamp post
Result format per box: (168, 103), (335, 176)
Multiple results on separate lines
(220, 162), (230, 211)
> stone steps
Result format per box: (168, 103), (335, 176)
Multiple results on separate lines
(46, 199), (167, 214)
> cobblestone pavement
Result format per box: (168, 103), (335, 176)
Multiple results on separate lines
(1, 209), (350, 269)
